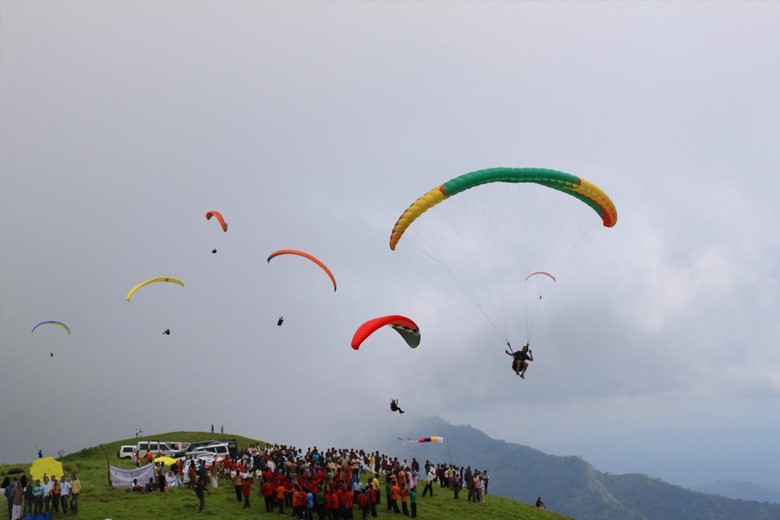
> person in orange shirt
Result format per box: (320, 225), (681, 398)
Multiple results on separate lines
(389, 479), (400, 514)
(400, 484), (409, 516)
(276, 483), (286, 515)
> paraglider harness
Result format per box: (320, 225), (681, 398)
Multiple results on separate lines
(506, 342), (531, 373)
(390, 399), (405, 414)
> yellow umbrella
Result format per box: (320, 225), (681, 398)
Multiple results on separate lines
(29, 457), (63, 481)
(153, 456), (177, 466)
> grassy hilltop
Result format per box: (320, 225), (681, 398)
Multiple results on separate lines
(2, 431), (571, 520)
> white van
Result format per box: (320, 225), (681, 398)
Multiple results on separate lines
(137, 441), (174, 455)
(117, 445), (136, 459)
(188, 442), (230, 459)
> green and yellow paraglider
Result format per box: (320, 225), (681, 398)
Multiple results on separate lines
(389, 167), (617, 250)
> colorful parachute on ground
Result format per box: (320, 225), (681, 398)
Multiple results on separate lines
(205, 210), (228, 232)
(351, 315), (420, 350)
(389, 167), (617, 250)
(31, 321), (71, 334)
(125, 277), (185, 302)
(524, 271), (557, 283)
(398, 436), (445, 444)
(267, 249), (337, 292)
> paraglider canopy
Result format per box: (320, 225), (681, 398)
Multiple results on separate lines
(31, 321), (70, 334)
(125, 277), (184, 302)
(205, 210), (228, 232)
(351, 315), (420, 350)
(267, 249), (337, 292)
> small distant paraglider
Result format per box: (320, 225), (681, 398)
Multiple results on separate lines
(125, 277), (184, 302)
(163, 329), (171, 335)
(390, 398), (405, 414)
(211, 249), (217, 254)
(277, 316), (284, 326)
(205, 210), (228, 232)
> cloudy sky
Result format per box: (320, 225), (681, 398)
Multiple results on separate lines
(2, 1), (779, 492)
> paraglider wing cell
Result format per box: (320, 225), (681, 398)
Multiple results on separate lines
(389, 167), (618, 250)
(205, 210), (228, 232)
(125, 277), (185, 301)
(351, 315), (420, 350)
(266, 249), (337, 292)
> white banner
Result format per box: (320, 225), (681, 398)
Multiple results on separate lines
(109, 463), (155, 488)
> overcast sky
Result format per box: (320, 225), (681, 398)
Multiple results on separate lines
(2, 1), (779, 492)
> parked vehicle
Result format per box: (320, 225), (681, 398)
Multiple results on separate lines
(187, 442), (230, 459)
(117, 445), (136, 459)
(136, 441), (174, 456)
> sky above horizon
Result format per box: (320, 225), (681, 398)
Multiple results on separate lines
(2, 1), (780, 492)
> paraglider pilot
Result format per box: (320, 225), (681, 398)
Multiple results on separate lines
(505, 342), (533, 379)
(163, 329), (171, 335)
(277, 316), (284, 326)
(390, 399), (405, 414)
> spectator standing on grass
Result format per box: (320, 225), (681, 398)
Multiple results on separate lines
(368, 482), (378, 518)
(70, 474), (81, 514)
(241, 477), (252, 509)
(11, 481), (23, 520)
(3, 477), (15, 520)
(194, 477), (206, 513)
(410, 485), (417, 518)
(232, 472), (243, 502)
(50, 477), (60, 513)
(23, 480), (34, 518)
(60, 475), (71, 513)
(474, 473), (485, 502)
(422, 466), (435, 497)
(276, 481), (286, 515)
(32, 480), (44, 515)
(41, 476), (51, 512)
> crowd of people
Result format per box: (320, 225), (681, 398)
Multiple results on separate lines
(2, 473), (81, 520)
(145, 443), (493, 516)
(4, 442), (548, 518)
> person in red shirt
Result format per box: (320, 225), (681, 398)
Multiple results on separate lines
(327, 488), (339, 519)
(242, 478), (253, 509)
(262, 480), (275, 512)
(340, 486), (354, 520)
(368, 483), (378, 518)
(357, 489), (369, 520)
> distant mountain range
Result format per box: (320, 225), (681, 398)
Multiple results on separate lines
(691, 480), (780, 504)
(376, 415), (780, 520)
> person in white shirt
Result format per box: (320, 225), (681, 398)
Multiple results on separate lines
(59, 477), (71, 513)
(41, 477), (52, 513)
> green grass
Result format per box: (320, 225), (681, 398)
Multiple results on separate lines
(3, 432), (571, 520)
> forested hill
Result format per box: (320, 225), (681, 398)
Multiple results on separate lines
(380, 415), (780, 520)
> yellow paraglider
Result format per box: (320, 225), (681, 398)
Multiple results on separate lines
(125, 277), (185, 302)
